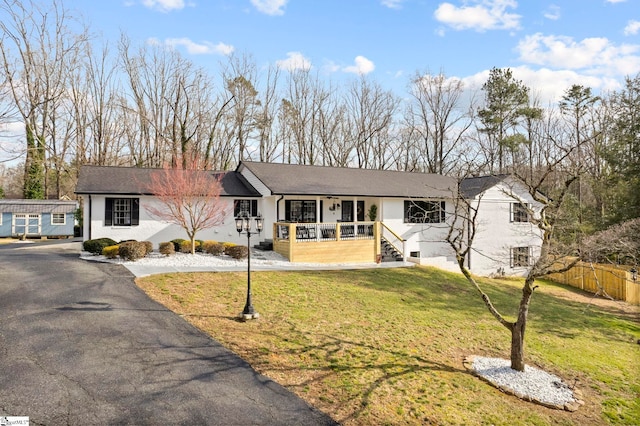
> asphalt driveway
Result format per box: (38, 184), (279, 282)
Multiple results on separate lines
(0, 242), (337, 425)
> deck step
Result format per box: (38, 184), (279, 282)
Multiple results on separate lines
(254, 239), (273, 251)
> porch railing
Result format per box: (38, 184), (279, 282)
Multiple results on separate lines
(275, 221), (376, 243)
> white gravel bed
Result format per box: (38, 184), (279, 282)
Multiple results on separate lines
(471, 356), (579, 409)
(80, 249), (377, 269)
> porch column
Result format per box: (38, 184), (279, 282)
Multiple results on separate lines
(353, 197), (358, 223)
(316, 196), (321, 223)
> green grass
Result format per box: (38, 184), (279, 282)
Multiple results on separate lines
(137, 266), (640, 426)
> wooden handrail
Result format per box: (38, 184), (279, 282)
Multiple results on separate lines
(380, 222), (405, 243)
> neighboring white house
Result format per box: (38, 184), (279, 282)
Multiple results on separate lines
(75, 161), (543, 276)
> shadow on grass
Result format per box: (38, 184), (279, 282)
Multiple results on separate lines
(241, 323), (470, 424)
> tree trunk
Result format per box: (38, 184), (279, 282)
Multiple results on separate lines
(510, 278), (534, 371)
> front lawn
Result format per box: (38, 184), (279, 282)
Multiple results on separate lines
(136, 266), (639, 425)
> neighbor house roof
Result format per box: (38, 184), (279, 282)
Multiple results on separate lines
(0, 199), (77, 214)
(238, 161), (458, 198)
(75, 166), (260, 197)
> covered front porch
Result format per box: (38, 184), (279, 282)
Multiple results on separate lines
(272, 221), (406, 264)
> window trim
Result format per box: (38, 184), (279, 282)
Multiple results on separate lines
(404, 200), (446, 224)
(105, 198), (139, 227)
(511, 246), (532, 268)
(234, 199), (258, 217)
(285, 200), (322, 223)
(510, 202), (531, 223)
(51, 213), (66, 225)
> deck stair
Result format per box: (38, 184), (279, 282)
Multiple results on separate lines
(381, 238), (403, 262)
(254, 239), (273, 251)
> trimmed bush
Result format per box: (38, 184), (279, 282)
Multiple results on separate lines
(226, 245), (248, 260)
(196, 239), (204, 252)
(118, 241), (147, 261)
(222, 242), (236, 254)
(202, 240), (225, 256)
(83, 237), (117, 255)
(102, 245), (120, 259)
(180, 239), (201, 253)
(159, 242), (175, 256)
(171, 238), (186, 252)
(142, 241), (153, 255)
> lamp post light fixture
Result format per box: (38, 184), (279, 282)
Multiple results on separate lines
(235, 213), (263, 321)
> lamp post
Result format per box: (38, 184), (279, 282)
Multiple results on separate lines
(235, 213), (263, 320)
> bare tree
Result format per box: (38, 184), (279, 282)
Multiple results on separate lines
(0, 0), (88, 198)
(445, 143), (586, 371)
(407, 70), (473, 174)
(254, 63), (281, 163)
(120, 35), (202, 167)
(344, 77), (399, 169)
(222, 54), (260, 164)
(279, 68), (329, 165)
(144, 156), (229, 254)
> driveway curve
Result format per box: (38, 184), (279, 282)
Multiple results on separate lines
(0, 242), (337, 425)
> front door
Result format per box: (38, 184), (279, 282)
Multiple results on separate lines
(341, 201), (353, 222)
(13, 214), (41, 236)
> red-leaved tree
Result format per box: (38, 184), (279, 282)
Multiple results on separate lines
(145, 158), (229, 254)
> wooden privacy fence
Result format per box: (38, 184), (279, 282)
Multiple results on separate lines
(546, 260), (640, 305)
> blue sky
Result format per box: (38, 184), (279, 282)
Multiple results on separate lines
(64, 0), (640, 104)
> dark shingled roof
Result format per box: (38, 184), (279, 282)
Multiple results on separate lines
(0, 199), (77, 214)
(75, 166), (260, 197)
(238, 161), (457, 198)
(460, 175), (508, 198)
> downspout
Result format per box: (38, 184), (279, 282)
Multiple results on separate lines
(276, 195), (284, 221)
(88, 194), (92, 240)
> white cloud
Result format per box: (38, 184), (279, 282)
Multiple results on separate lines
(343, 56), (376, 75)
(624, 20), (640, 36)
(605, 0), (626, 3)
(162, 38), (235, 55)
(276, 52), (312, 72)
(543, 5), (560, 21)
(251, 0), (288, 16)
(381, 0), (404, 9)
(142, 0), (185, 13)
(517, 33), (640, 76)
(462, 66), (623, 105)
(434, 0), (521, 32)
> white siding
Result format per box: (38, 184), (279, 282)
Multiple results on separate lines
(469, 178), (543, 276)
(379, 198), (458, 271)
(87, 195), (253, 248)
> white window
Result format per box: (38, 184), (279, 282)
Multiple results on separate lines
(52, 213), (66, 225)
(510, 202), (530, 223)
(511, 247), (532, 268)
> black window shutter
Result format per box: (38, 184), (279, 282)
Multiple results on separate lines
(285, 200), (291, 221)
(251, 200), (258, 216)
(131, 199), (140, 226)
(105, 198), (113, 226)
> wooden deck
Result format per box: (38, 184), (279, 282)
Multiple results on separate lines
(273, 222), (382, 263)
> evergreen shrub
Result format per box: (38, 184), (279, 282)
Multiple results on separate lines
(83, 237), (118, 255)
(226, 245), (248, 260)
(159, 242), (175, 256)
